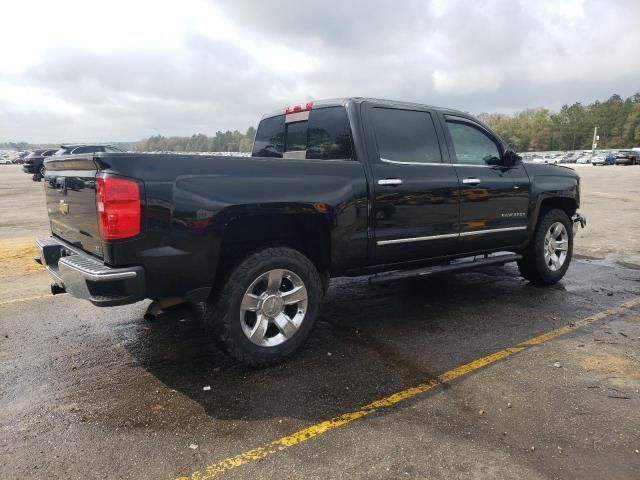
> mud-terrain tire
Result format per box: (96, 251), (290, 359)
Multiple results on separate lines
(202, 247), (323, 367)
(517, 209), (573, 285)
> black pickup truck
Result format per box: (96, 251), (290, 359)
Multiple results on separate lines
(37, 98), (586, 366)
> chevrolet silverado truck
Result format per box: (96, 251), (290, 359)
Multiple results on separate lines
(36, 98), (586, 366)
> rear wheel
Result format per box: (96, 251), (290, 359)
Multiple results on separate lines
(518, 209), (573, 285)
(202, 247), (323, 367)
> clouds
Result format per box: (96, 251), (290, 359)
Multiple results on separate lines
(0, 0), (638, 142)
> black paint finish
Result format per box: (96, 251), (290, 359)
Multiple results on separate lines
(42, 98), (581, 302)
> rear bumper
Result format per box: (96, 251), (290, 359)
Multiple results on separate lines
(35, 236), (146, 306)
(571, 212), (587, 236)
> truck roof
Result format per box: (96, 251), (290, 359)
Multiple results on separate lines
(261, 97), (469, 120)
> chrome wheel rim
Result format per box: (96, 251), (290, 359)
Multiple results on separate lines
(544, 222), (568, 272)
(240, 269), (308, 347)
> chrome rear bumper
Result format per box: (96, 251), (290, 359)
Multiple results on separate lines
(35, 236), (146, 306)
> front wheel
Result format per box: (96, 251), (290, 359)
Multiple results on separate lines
(202, 247), (323, 367)
(517, 209), (573, 285)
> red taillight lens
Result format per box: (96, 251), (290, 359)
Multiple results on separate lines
(96, 176), (141, 240)
(285, 101), (313, 114)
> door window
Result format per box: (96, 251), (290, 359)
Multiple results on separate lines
(71, 146), (94, 155)
(370, 108), (442, 164)
(446, 121), (501, 166)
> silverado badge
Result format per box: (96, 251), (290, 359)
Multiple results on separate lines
(58, 200), (69, 215)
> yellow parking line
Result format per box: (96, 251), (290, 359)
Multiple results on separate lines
(177, 298), (639, 480)
(0, 294), (53, 306)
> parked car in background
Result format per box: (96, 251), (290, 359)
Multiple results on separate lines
(559, 152), (577, 164)
(575, 153), (593, 164)
(9, 151), (32, 164)
(53, 144), (124, 156)
(614, 150), (639, 165)
(22, 149), (58, 180)
(591, 151), (615, 166)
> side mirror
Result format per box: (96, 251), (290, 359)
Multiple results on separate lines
(503, 150), (521, 167)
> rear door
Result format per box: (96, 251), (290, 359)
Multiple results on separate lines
(441, 115), (530, 252)
(44, 150), (103, 257)
(362, 103), (461, 264)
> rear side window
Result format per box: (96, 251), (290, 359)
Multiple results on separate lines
(370, 108), (442, 163)
(252, 106), (353, 160)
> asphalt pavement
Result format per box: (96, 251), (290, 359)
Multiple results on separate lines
(0, 165), (639, 479)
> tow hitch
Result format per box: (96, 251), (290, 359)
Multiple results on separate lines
(572, 212), (587, 235)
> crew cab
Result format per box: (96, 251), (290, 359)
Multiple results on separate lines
(36, 98), (586, 366)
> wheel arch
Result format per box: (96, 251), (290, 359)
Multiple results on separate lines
(538, 196), (577, 218)
(214, 213), (331, 285)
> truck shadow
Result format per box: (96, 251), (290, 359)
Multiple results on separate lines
(122, 264), (602, 423)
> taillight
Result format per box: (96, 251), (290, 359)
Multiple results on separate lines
(285, 101), (313, 114)
(96, 175), (141, 240)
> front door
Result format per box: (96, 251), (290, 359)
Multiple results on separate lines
(442, 116), (530, 253)
(363, 104), (461, 264)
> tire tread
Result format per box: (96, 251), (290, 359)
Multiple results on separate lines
(202, 247), (323, 367)
(518, 208), (573, 285)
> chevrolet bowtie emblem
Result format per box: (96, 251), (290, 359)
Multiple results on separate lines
(58, 200), (69, 215)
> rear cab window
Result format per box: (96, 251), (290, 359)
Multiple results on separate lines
(252, 106), (353, 161)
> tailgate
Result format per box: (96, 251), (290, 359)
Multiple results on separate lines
(44, 155), (103, 258)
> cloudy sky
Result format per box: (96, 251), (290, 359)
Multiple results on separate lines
(1, 0), (638, 143)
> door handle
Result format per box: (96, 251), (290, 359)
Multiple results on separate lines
(378, 178), (403, 186)
(462, 178), (481, 186)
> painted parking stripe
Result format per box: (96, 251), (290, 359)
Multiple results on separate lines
(0, 294), (54, 306)
(177, 298), (639, 480)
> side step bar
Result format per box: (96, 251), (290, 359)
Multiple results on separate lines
(369, 254), (523, 285)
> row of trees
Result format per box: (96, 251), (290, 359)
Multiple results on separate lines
(479, 93), (640, 152)
(134, 93), (640, 155)
(133, 127), (256, 153)
(5, 94), (638, 154)
(0, 142), (29, 151)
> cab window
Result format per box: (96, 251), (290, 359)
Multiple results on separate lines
(252, 106), (353, 160)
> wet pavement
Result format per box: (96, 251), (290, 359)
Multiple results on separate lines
(0, 165), (639, 479)
(1, 260), (639, 479)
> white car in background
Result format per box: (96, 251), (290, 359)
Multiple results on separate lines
(575, 153), (593, 164)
